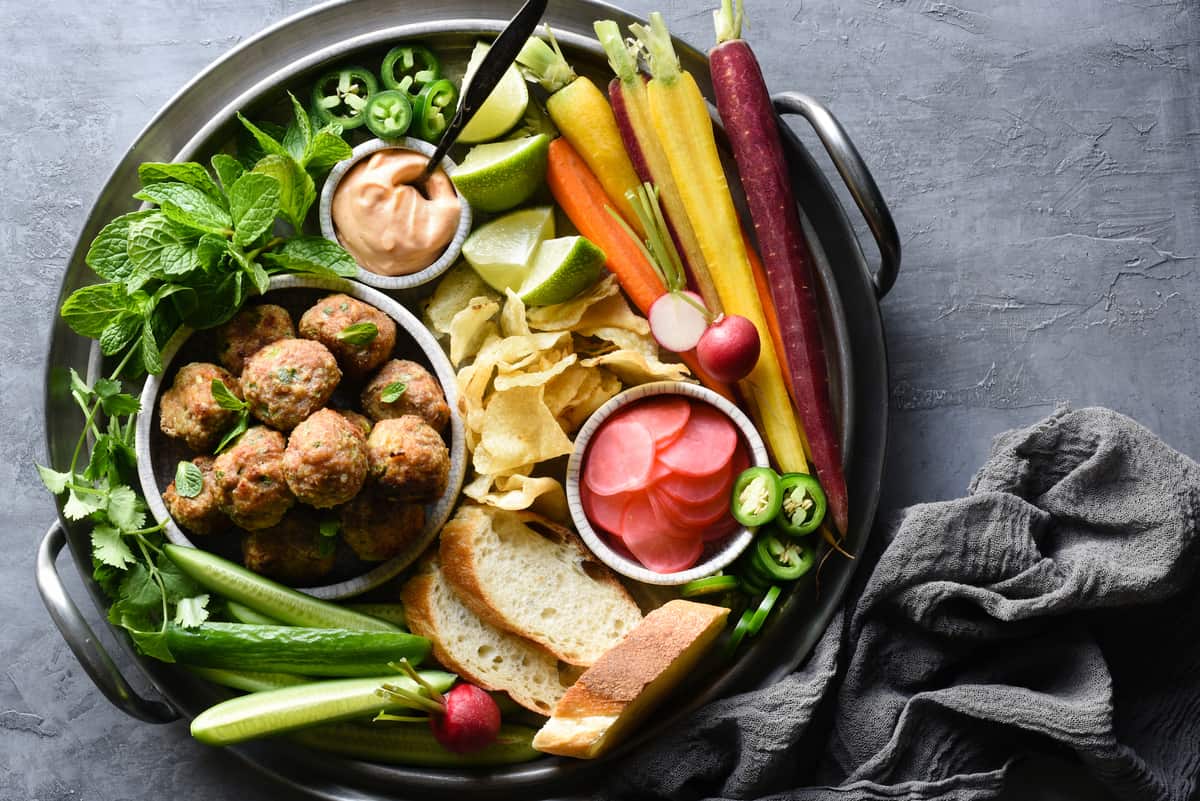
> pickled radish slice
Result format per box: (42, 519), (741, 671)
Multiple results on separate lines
(581, 483), (632, 536)
(703, 513), (741, 541)
(657, 402), (738, 477)
(583, 417), (656, 496)
(621, 495), (703, 572)
(654, 485), (731, 529)
(658, 461), (734, 505)
(617, 395), (692, 447)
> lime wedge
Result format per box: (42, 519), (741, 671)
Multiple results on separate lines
(458, 42), (530, 144)
(462, 206), (556, 293)
(519, 235), (606, 306)
(451, 134), (550, 213)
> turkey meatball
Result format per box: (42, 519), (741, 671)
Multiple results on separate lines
(283, 409), (369, 508)
(366, 415), (450, 502)
(162, 456), (228, 536)
(159, 362), (241, 452)
(298, 294), (396, 378)
(361, 359), (449, 431)
(241, 513), (335, 585)
(215, 303), (295, 375)
(339, 489), (426, 562)
(212, 426), (295, 530)
(241, 338), (341, 431)
(336, 409), (373, 437)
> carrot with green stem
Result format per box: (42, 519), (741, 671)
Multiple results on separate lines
(631, 12), (810, 479)
(709, 0), (849, 534)
(517, 28), (644, 236)
(593, 20), (722, 314)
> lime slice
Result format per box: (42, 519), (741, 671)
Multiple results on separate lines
(458, 42), (530, 144)
(451, 134), (550, 213)
(462, 206), (556, 293)
(519, 236), (606, 306)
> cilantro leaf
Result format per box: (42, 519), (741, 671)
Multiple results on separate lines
(85, 210), (156, 283)
(107, 485), (145, 531)
(138, 162), (224, 204)
(83, 433), (137, 487)
(129, 629), (175, 663)
(61, 283), (135, 338)
(261, 236), (358, 278)
(92, 524), (136, 568)
(94, 378), (140, 416)
(37, 465), (71, 494)
(380, 381), (408, 403)
(174, 461), (204, 498)
(64, 489), (105, 520)
(156, 552), (203, 601)
(305, 128), (352, 173)
(228, 172), (281, 247)
(252, 155), (315, 232)
(118, 563), (164, 610)
(134, 183), (233, 236)
(211, 153), (246, 192)
(173, 595), (210, 629)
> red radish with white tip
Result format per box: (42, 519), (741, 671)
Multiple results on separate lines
(696, 314), (761, 383)
(429, 683), (502, 754)
(649, 290), (709, 352)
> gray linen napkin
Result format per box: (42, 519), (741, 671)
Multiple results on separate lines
(605, 407), (1200, 801)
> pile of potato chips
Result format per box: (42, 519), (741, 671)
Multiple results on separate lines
(425, 264), (692, 521)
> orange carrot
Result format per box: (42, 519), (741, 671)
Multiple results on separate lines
(546, 137), (737, 402)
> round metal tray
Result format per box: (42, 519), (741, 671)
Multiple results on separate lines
(36, 1), (900, 798)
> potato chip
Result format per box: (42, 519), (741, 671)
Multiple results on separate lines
(464, 473), (568, 521)
(493, 353), (578, 392)
(525, 276), (621, 331)
(425, 261), (499, 335)
(448, 297), (500, 366)
(579, 325), (660, 358)
(500, 289), (531, 337)
(474, 385), (574, 476)
(543, 363), (594, 417)
(581, 350), (692, 385)
(558, 368), (622, 432)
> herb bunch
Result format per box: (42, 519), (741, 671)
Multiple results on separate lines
(39, 94), (357, 658)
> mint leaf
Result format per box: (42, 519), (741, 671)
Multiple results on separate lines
(282, 92), (313, 163)
(211, 154), (246, 191)
(213, 411), (250, 455)
(305, 129), (353, 173)
(237, 114), (289, 162)
(380, 381), (408, 403)
(261, 236), (358, 278)
(127, 214), (200, 285)
(174, 461), (204, 498)
(61, 283), (134, 338)
(140, 319), (164, 375)
(107, 485), (145, 531)
(85, 211), (155, 282)
(229, 246), (271, 296)
(228, 172), (281, 247)
(252, 155), (315, 232)
(92, 524), (136, 568)
(337, 321), (378, 345)
(138, 162), (224, 204)
(173, 595), (210, 628)
(99, 312), (142, 356)
(135, 183), (232, 235)
(210, 378), (247, 411)
(196, 234), (227, 271)
(37, 465), (71, 494)
(180, 270), (245, 330)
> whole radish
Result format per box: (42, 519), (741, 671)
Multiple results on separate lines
(697, 314), (760, 383)
(429, 683), (502, 754)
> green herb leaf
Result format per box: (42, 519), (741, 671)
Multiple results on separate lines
(179, 270), (245, 330)
(61, 283), (135, 338)
(92, 524), (136, 568)
(157, 552), (204, 601)
(174, 461), (204, 498)
(134, 182), (233, 235)
(213, 410), (250, 455)
(260, 235), (358, 278)
(99, 313), (142, 356)
(138, 162), (224, 204)
(282, 92), (313, 164)
(336, 322), (379, 345)
(228, 172), (281, 247)
(116, 567), (160, 614)
(236, 114), (290, 162)
(210, 378), (247, 411)
(380, 381), (408, 403)
(173, 594), (210, 628)
(107, 485), (146, 531)
(94, 377), (140, 416)
(305, 129), (353, 173)
(84, 433), (137, 487)
(126, 214), (201, 285)
(196, 233), (228, 270)
(211, 154), (246, 191)
(128, 629), (175, 663)
(319, 516), (340, 538)
(229, 246), (272, 296)
(85, 210), (156, 283)
(140, 319), (164, 375)
(37, 465), (71, 494)
(251, 154), (316, 232)
(64, 489), (104, 520)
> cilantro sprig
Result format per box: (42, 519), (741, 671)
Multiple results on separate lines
(38, 93), (357, 661)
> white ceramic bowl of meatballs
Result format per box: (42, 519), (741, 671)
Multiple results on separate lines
(136, 274), (467, 599)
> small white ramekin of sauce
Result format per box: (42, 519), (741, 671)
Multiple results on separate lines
(320, 137), (472, 290)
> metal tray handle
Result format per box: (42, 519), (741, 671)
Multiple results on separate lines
(772, 92), (901, 298)
(36, 522), (178, 723)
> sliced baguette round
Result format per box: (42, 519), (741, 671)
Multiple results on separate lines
(401, 554), (570, 715)
(440, 504), (643, 666)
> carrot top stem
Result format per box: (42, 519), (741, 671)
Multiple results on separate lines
(714, 0), (745, 44)
(630, 13), (682, 85)
(594, 20), (640, 85)
(517, 26), (577, 93)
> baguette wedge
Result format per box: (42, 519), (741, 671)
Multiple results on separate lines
(440, 504), (642, 666)
(401, 554), (570, 715)
(532, 600), (728, 759)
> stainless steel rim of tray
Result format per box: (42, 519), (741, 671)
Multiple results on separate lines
(35, 1), (901, 798)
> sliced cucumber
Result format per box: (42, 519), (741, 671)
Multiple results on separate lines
(165, 544), (396, 632)
(167, 623), (430, 677)
(346, 603), (408, 629)
(225, 601), (281, 626)
(190, 672), (455, 746)
(290, 722), (541, 766)
(187, 666), (310, 693)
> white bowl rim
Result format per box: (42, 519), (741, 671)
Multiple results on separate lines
(318, 137), (472, 291)
(136, 274), (468, 599)
(565, 381), (769, 586)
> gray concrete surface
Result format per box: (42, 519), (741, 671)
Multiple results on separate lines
(2, 0), (1198, 798)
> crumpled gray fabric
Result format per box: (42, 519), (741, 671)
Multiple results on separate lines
(605, 407), (1200, 801)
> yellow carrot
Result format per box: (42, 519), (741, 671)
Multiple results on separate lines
(633, 12), (808, 474)
(517, 30), (645, 236)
